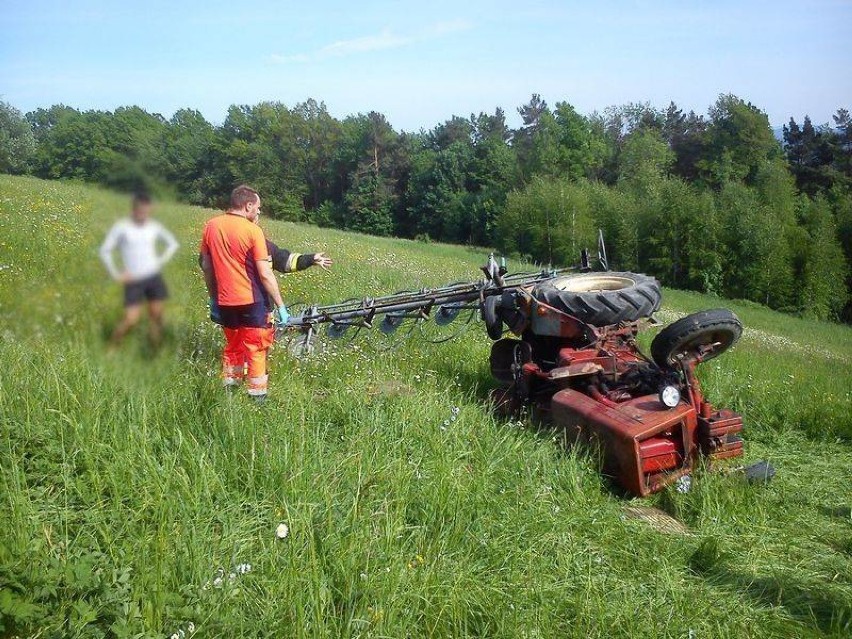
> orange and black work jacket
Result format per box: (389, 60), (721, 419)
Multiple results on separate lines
(199, 232), (317, 327)
(200, 213), (271, 328)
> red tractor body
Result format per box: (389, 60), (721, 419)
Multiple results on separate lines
(490, 294), (744, 496)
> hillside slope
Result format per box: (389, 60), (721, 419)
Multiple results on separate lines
(1, 176), (850, 638)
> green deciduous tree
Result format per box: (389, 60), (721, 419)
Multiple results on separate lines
(496, 177), (597, 266)
(702, 94), (781, 186)
(0, 101), (36, 174)
(161, 108), (218, 204)
(617, 128), (674, 184)
(797, 197), (848, 319)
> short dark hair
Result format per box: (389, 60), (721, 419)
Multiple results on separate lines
(132, 192), (151, 207)
(230, 185), (259, 209)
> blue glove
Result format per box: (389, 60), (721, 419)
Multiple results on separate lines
(273, 304), (290, 325)
(209, 298), (222, 324)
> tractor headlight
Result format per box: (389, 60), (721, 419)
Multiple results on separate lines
(659, 385), (681, 408)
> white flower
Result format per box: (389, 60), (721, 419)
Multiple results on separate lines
(187, 622), (196, 634)
(276, 522), (290, 539)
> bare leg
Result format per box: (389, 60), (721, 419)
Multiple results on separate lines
(148, 299), (165, 347)
(110, 304), (143, 346)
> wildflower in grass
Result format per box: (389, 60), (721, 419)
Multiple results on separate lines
(441, 405), (461, 430)
(276, 522), (290, 539)
(169, 622), (196, 639)
(203, 567), (226, 590)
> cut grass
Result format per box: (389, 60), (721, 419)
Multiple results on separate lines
(1, 175), (851, 638)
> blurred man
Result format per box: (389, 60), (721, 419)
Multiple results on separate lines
(199, 185), (288, 400)
(99, 192), (179, 348)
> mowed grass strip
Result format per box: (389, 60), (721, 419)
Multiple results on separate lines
(1, 175), (851, 638)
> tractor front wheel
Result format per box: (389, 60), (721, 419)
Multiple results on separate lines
(650, 308), (742, 369)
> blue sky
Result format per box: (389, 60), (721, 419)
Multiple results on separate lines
(1, 0), (849, 130)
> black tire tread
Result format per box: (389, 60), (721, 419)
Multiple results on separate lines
(532, 271), (662, 327)
(650, 309), (742, 369)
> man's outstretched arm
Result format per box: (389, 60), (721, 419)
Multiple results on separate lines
(267, 240), (333, 273)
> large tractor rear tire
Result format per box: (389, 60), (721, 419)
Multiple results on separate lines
(531, 272), (661, 326)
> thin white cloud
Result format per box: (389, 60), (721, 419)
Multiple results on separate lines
(425, 19), (473, 37)
(320, 30), (412, 57)
(268, 53), (311, 64)
(268, 21), (473, 65)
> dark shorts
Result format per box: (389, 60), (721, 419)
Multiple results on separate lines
(124, 274), (169, 307)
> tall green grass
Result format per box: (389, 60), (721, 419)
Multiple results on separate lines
(1, 176), (851, 638)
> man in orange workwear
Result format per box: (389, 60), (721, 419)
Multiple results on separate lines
(200, 185), (288, 399)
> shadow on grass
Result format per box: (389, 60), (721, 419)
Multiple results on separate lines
(689, 539), (851, 635)
(722, 570), (850, 634)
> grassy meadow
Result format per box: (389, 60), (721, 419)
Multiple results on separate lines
(1, 175), (851, 638)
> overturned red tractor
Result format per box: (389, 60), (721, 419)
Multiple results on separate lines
(484, 273), (744, 496)
(284, 254), (745, 497)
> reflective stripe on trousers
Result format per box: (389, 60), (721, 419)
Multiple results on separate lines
(247, 375), (269, 396)
(222, 363), (244, 386)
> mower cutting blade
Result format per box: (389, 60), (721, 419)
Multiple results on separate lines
(327, 323), (351, 339)
(435, 303), (464, 326)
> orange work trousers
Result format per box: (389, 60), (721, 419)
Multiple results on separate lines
(222, 326), (276, 396)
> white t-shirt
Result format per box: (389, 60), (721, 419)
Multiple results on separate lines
(99, 218), (179, 282)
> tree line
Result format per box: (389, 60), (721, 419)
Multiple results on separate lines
(1, 95), (850, 321)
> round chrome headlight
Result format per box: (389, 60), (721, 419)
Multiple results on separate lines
(659, 385), (681, 408)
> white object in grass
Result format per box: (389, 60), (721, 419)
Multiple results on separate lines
(276, 522), (290, 539)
